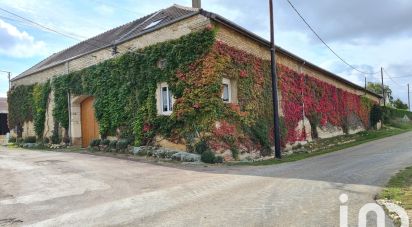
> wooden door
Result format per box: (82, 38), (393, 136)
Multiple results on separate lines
(81, 97), (99, 148)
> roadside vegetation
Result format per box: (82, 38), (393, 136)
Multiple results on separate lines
(231, 124), (412, 166)
(377, 166), (412, 226)
(378, 166), (412, 209)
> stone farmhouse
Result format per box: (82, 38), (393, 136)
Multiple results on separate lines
(8, 2), (382, 159)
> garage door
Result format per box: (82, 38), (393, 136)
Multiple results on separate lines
(81, 97), (99, 148)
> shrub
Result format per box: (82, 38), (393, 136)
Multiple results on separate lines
(201, 150), (216, 164)
(387, 118), (412, 130)
(16, 137), (23, 144)
(214, 155), (223, 163)
(100, 139), (110, 146)
(8, 137), (16, 143)
(370, 105), (382, 129)
(230, 147), (239, 160)
(116, 139), (129, 153)
(109, 140), (117, 152)
(51, 131), (61, 144)
(89, 139), (101, 148)
(24, 136), (37, 143)
(194, 139), (209, 154)
(43, 137), (50, 144)
(382, 106), (412, 124)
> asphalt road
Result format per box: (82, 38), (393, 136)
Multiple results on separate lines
(1, 132), (412, 226)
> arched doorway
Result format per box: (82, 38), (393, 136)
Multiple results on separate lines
(81, 97), (99, 148)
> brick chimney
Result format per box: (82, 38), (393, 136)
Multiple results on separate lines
(192, 0), (201, 8)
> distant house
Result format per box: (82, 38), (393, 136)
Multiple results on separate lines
(8, 2), (381, 159)
(0, 98), (8, 135)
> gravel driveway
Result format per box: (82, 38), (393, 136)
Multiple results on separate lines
(1, 131), (412, 226)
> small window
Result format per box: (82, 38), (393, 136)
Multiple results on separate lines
(144, 19), (163, 30)
(160, 83), (173, 115)
(222, 84), (229, 102)
(222, 78), (231, 103)
(157, 59), (167, 69)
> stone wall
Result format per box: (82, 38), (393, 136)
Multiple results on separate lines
(11, 13), (380, 146)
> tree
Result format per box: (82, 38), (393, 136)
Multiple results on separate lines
(366, 82), (393, 103)
(392, 98), (408, 110)
(370, 104), (382, 129)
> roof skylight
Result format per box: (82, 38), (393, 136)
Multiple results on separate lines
(144, 19), (163, 30)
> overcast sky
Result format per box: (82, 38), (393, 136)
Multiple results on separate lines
(0, 0), (411, 104)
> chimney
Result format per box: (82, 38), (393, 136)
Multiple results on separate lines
(192, 0), (201, 8)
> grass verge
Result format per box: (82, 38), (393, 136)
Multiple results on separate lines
(377, 166), (412, 226)
(231, 125), (412, 166)
(378, 166), (412, 210)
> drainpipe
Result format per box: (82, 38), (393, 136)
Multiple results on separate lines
(299, 61), (306, 138)
(65, 61), (72, 146)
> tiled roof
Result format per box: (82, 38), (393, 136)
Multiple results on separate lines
(0, 98), (7, 113)
(13, 5), (198, 81)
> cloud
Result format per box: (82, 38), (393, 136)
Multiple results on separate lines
(275, 0), (412, 44)
(0, 19), (46, 57)
(95, 4), (114, 16)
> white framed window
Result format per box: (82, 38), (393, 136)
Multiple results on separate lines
(222, 78), (231, 103)
(159, 82), (173, 115)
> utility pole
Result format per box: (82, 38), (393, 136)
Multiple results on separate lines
(408, 83), (410, 111)
(269, 0), (282, 159)
(364, 77), (367, 90)
(7, 72), (10, 90)
(0, 70), (11, 91)
(381, 67), (385, 106)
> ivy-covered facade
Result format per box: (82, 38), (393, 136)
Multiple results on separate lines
(8, 5), (381, 159)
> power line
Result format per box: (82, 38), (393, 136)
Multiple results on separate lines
(383, 67), (403, 86)
(0, 7), (82, 41)
(387, 75), (412, 79)
(285, 0), (379, 75)
(0, 7), (128, 54)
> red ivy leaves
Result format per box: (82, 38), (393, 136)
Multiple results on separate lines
(239, 70), (247, 78)
(278, 65), (376, 144)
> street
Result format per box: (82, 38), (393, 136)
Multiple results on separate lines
(2, 132), (412, 226)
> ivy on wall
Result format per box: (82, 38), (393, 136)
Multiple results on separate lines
(8, 80), (50, 138)
(278, 65), (376, 143)
(10, 27), (378, 155)
(8, 85), (34, 134)
(33, 81), (51, 137)
(52, 29), (216, 143)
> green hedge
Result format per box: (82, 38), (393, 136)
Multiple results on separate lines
(382, 106), (412, 123)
